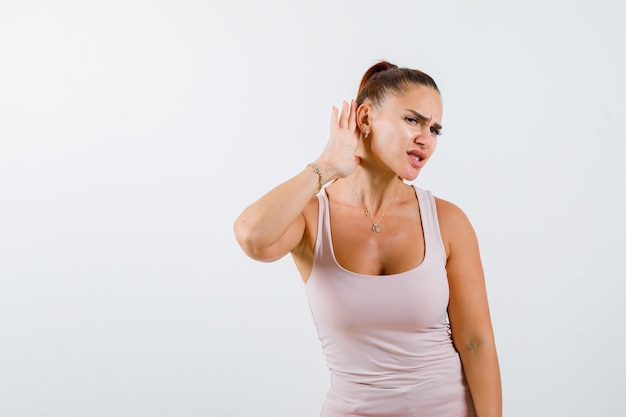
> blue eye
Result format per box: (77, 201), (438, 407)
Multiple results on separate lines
(430, 127), (442, 136)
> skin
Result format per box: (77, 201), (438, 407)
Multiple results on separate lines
(234, 85), (502, 417)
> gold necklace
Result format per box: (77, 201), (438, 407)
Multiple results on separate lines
(344, 177), (401, 233)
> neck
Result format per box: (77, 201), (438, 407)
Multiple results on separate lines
(344, 169), (403, 215)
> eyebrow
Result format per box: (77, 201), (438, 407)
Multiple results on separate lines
(407, 109), (443, 131)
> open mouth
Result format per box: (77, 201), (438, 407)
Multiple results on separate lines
(408, 150), (427, 163)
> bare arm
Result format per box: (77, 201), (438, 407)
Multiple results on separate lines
(234, 100), (361, 262)
(233, 167), (322, 262)
(437, 198), (502, 417)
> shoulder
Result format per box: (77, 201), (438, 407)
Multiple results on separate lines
(294, 193), (321, 252)
(303, 192), (320, 224)
(434, 196), (471, 226)
(434, 196), (478, 256)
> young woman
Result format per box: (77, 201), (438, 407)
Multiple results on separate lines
(234, 61), (502, 417)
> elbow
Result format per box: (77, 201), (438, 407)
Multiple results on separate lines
(233, 217), (272, 261)
(464, 339), (482, 352)
(233, 217), (256, 257)
(454, 337), (496, 355)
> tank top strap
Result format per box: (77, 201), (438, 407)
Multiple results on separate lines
(313, 190), (334, 267)
(413, 186), (447, 265)
(313, 186), (447, 268)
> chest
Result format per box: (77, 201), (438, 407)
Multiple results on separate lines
(329, 200), (426, 276)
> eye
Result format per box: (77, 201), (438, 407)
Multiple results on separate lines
(430, 126), (442, 136)
(405, 116), (421, 125)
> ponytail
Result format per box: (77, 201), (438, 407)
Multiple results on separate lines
(356, 61), (439, 106)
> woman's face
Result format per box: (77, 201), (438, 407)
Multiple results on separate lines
(367, 85), (443, 180)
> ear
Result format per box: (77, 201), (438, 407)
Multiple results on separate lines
(356, 103), (372, 134)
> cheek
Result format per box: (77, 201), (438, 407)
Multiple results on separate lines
(370, 125), (391, 148)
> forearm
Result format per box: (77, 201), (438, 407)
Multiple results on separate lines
(234, 163), (334, 257)
(458, 341), (502, 417)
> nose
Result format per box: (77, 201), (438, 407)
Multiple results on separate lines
(414, 126), (434, 148)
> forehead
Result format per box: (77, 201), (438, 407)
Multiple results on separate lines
(384, 85), (443, 120)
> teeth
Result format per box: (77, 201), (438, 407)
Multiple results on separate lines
(409, 152), (423, 161)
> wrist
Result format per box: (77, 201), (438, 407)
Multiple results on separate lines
(307, 160), (338, 194)
(308, 163), (323, 194)
(312, 160), (339, 184)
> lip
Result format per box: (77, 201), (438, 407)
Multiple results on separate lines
(407, 149), (428, 168)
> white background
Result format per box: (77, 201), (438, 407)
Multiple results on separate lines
(1, 1), (625, 416)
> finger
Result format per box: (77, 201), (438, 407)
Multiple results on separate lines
(339, 100), (350, 127)
(348, 100), (357, 130)
(329, 105), (338, 129)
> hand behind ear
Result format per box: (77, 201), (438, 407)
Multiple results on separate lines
(315, 100), (361, 180)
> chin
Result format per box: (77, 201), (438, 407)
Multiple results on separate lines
(401, 167), (422, 182)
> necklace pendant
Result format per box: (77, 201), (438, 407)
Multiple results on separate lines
(371, 224), (381, 233)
